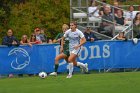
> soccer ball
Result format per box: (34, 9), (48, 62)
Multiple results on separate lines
(133, 38), (138, 44)
(39, 72), (47, 79)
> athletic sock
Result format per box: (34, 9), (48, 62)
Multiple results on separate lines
(54, 64), (59, 72)
(77, 62), (85, 68)
(68, 63), (73, 75)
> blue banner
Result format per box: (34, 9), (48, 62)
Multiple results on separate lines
(0, 40), (140, 74)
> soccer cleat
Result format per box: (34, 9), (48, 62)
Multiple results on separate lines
(49, 72), (57, 76)
(80, 67), (84, 73)
(9, 74), (14, 78)
(66, 74), (72, 78)
(84, 63), (89, 73)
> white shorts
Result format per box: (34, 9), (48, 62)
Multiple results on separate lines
(70, 48), (81, 55)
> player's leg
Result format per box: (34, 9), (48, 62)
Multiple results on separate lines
(72, 48), (89, 73)
(66, 53), (77, 78)
(66, 49), (82, 78)
(50, 53), (67, 76)
(77, 61), (88, 73)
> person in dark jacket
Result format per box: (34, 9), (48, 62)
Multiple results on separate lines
(2, 29), (20, 47)
(84, 26), (97, 42)
(2, 28), (20, 77)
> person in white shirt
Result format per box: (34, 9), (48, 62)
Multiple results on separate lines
(125, 5), (136, 21)
(88, 1), (100, 17)
(62, 21), (89, 78)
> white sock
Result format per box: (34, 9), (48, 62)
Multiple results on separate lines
(68, 63), (73, 75)
(77, 62), (85, 69)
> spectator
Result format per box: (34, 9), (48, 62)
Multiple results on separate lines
(125, 5), (135, 21)
(115, 9), (126, 25)
(34, 27), (42, 44)
(20, 34), (33, 77)
(30, 33), (36, 44)
(84, 26), (97, 42)
(30, 33), (41, 44)
(99, 3), (107, 16)
(2, 28), (20, 78)
(48, 38), (53, 44)
(88, 0), (100, 17)
(20, 35), (32, 47)
(116, 32), (127, 40)
(2, 29), (20, 47)
(133, 12), (140, 38)
(101, 7), (114, 37)
(40, 28), (47, 43)
(113, 1), (121, 15)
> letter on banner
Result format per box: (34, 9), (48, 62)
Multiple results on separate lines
(79, 46), (88, 61)
(103, 45), (110, 58)
(89, 45), (101, 59)
(54, 45), (60, 56)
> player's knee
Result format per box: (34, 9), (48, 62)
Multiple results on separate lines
(55, 57), (60, 61)
(73, 62), (77, 66)
(68, 57), (72, 62)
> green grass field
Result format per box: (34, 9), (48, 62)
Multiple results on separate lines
(0, 72), (140, 93)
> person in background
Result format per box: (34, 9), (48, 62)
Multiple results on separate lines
(133, 12), (140, 38)
(116, 32), (127, 40)
(20, 35), (32, 47)
(2, 29), (20, 47)
(125, 5), (135, 21)
(113, 1), (121, 15)
(20, 34), (33, 77)
(115, 9), (126, 25)
(34, 27), (42, 44)
(99, 3), (107, 16)
(84, 26), (97, 42)
(48, 38), (53, 44)
(88, 0), (100, 17)
(2, 28), (20, 78)
(101, 6), (114, 37)
(30, 33), (41, 44)
(40, 28), (47, 43)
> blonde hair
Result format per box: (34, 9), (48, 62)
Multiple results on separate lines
(62, 24), (69, 30)
(21, 35), (28, 39)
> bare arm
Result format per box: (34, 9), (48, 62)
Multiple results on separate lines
(60, 37), (64, 53)
(74, 37), (86, 49)
(79, 37), (86, 47)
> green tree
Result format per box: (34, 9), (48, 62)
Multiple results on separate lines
(0, 0), (70, 43)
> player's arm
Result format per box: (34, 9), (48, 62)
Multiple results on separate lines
(60, 36), (64, 53)
(78, 37), (86, 47)
(53, 33), (61, 43)
(74, 37), (86, 50)
(77, 31), (86, 47)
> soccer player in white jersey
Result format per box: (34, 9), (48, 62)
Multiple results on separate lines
(62, 21), (89, 78)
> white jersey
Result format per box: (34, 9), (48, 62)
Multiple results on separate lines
(64, 29), (84, 51)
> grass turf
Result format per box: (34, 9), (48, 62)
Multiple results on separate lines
(0, 72), (140, 93)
